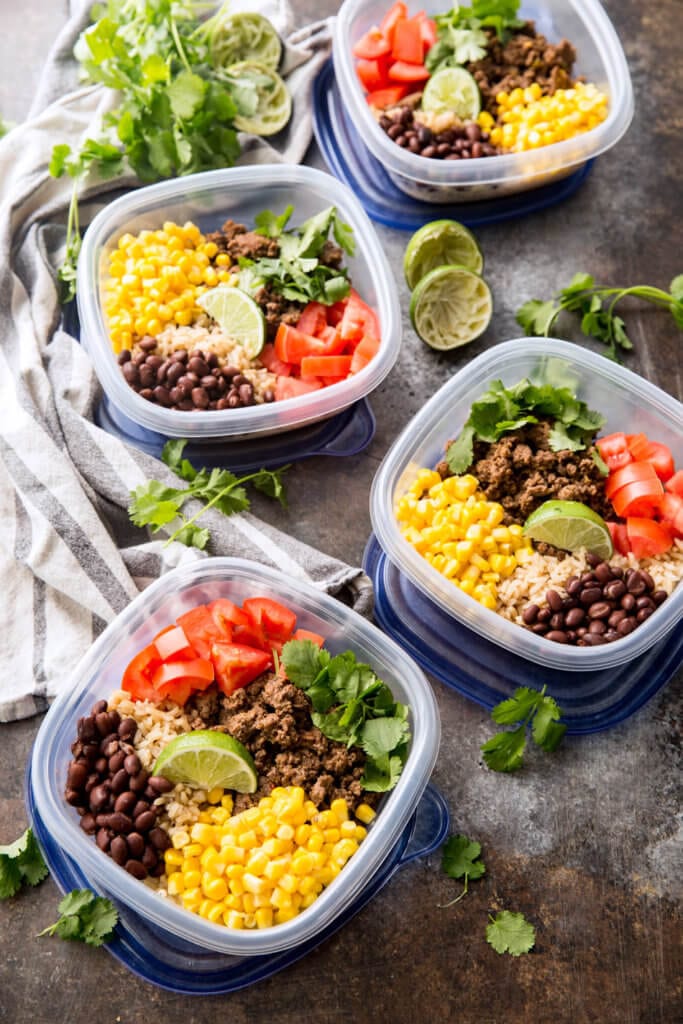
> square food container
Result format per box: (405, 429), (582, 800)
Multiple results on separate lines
(370, 338), (683, 672)
(29, 558), (440, 957)
(333, 0), (634, 203)
(76, 165), (401, 439)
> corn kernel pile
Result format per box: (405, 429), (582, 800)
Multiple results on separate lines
(395, 470), (533, 609)
(104, 221), (234, 353)
(478, 82), (609, 153)
(162, 785), (374, 930)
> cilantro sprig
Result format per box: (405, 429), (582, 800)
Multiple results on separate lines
(440, 834), (486, 906)
(0, 828), (49, 899)
(38, 890), (118, 947)
(128, 439), (288, 550)
(481, 686), (566, 772)
(427, 0), (524, 73)
(445, 377), (605, 475)
(281, 639), (411, 793)
(486, 910), (536, 955)
(238, 205), (356, 306)
(516, 272), (683, 362)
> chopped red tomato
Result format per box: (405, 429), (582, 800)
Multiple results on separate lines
(176, 605), (226, 660)
(665, 470), (683, 497)
(349, 334), (380, 374)
(388, 60), (431, 83)
(605, 460), (660, 501)
(153, 625), (193, 661)
(356, 56), (391, 93)
(606, 521), (630, 556)
(209, 598), (250, 634)
(659, 492), (683, 537)
(352, 27), (392, 61)
(258, 342), (293, 377)
(122, 643), (163, 701)
(625, 433), (651, 460)
(611, 477), (664, 518)
(274, 323), (329, 364)
(339, 289), (380, 344)
(417, 12), (437, 48)
(391, 15), (426, 63)
(596, 432), (632, 472)
(211, 643), (273, 696)
(151, 657), (215, 694)
(292, 628), (325, 647)
(379, 1), (408, 44)
(640, 440), (675, 481)
(275, 376), (324, 401)
(300, 354), (353, 379)
(242, 597), (297, 642)
(296, 301), (329, 337)
(626, 517), (673, 559)
(365, 85), (410, 107)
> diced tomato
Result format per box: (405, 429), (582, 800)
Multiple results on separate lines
(640, 440), (675, 481)
(317, 325), (347, 353)
(274, 376), (324, 401)
(326, 301), (347, 326)
(154, 679), (193, 705)
(605, 460), (660, 501)
(209, 598), (250, 632)
(596, 432), (632, 472)
(353, 27), (392, 61)
(122, 643), (163, 701)
(626, 517), (673, 559)
(176, 605), (227, 661)
(243, 597), (297, 641)
(365, 85), (410, 108)
(417, 12), (437, 49)
(391, 15), (426, 63)
(211, 643), (273, 696)
(658, 492), (683, 537)
(152, 656), (214, 691)
(606, 521), (631, 556)
(356, 56), (391, 93)
(625, 432), (651, 460)
(388, 59), (430, 83)
(322, 375), (347, 386)
(292, 628), (325, 647)
(665, 469), (683, 497)
(611, 477), (664, 518)
(296, 301), (329, 337)
(274, 322), (329, 364)
(300, 354), (353, 379)
(379, 2), (408, 45)
(349, 333), (380, 374)
(153, 625), (193, 661)
(259, 342), (293, 377)
(339, 289), (380, 344)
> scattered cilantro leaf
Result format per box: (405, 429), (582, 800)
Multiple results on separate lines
(486, 910), (535, 955)
(481, 686), (566, 772)
(439, 834), (486, 907)
(128, 440), (288, 550)
(445, 378), (605, 475)
(38, 889), (118, 947)
(282, 639), (410, 793)
(0, 828), (49, 899)
(516, 273), (683, 361)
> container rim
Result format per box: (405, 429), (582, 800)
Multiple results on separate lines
(333, 0), (634, 189)
(76, 165), (401, 439)
(370, 338), (683, 672)
(30, 557), (441, 956)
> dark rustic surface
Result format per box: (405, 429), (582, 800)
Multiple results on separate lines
(1, 2), (681, 1023)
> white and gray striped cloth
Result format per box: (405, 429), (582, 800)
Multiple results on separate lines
(0, 0), (373, 722)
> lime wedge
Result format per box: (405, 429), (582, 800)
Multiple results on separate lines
(523, 500), (614, 560)
(228, 60), (292, 136)
(404, 219), (483, 290)
(153, 730), (257, 793)
(197, 285), (265, 357)
(204, 11), (282, 71)
(409, 264), (492, 349)
(422, 67), (481, 121)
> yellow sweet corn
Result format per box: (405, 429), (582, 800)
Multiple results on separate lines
(487, 81), (609, 152)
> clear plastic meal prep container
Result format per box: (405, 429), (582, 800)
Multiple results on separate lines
(29, 558), (440, 957)
(370, 338), (683, 672)
(76, 165), (401, 439)
(333, 0), (634, 203)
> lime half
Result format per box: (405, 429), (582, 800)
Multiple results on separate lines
(205, 11), (282, 71)
(153, 730), (258, 793)
(197, 285), (265, 357)
(409, 264), (492, 349)
(404, 219), (483, 289)
(422, 67), (481, 121)
(228, 60), (292, 136)
(523, 500), (614, 560)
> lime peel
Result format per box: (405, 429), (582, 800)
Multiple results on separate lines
(409, 264), (492, 350)
(523, 500), (614, 560)
(404, 219), (484, 290)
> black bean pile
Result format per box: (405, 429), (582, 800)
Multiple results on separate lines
(65, 699), (173, 879)
(521, 555), (668, 646)
(378, 106), (500, 159)
(118, 340), (275, 411)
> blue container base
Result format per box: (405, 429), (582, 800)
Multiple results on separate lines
(363, 535), (683, 734)
(26, 760), (448, 994)
(312, 60), (594, 230)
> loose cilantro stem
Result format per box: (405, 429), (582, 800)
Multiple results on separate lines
(164, 469), (269, 546)
(169, 13), (192, 73)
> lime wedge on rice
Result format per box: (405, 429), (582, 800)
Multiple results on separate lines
(421, 67), (481, 121)
(227, 60), (292, 136)
(203, 11), (282, 71)
(523, 500), (614, 560)
(404, 219), (484, 290)
(409, 264), (492, 349)
(153, 730), (257, 793)
(197, 285), (265, 357)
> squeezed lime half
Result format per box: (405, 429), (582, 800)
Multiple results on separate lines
(206, 11), (282, 71)
(404, 219), (484, 290)
(228, 60), (292, 136)
(409, 264), (492, 349)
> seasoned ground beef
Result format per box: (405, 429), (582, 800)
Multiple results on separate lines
(187, 675), (376, 815)
(438, 420), (611, 526)
(469, 22), (577, 113)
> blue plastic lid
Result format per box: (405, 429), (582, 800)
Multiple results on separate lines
(26, 760), (448, 995)
(312, 60), (594, 231)
(363, 534), (683, 735)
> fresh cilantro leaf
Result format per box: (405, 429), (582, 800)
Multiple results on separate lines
(39, 889), (118, 947)
(128, 481), (185, 531)
(516, 298), (559, 337)
(670, 275), (683, 303)
(486, 910), (536, 955)
(361, 716), (410, 760)
(361, 752), (404, 792)
(592, 446), (609, 475)
(490, 687), (543, 725)
(282, 639), (330, 688)
(442, 835), (486, 882)
(161, 439), (197, 482)
(481, 725), (527, 773)
(254, 206), (294, 238)
(0, 828), (49, 899)
(482, 686), (566, 771)
(445, 424), (476, 475)
(167, 70), (207, 120)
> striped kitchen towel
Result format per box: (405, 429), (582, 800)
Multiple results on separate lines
(0, 0), (373, 722)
